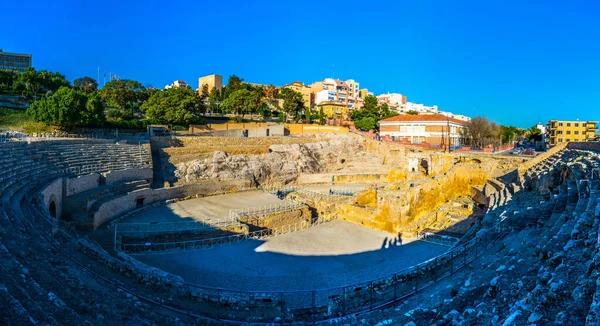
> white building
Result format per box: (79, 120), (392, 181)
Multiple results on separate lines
(438, 111), (471, 122)
(164, 80), (189, 89)
(376, 93), (405, 107)
(379, 114), (465, 148)
(400, 102), (438, 114)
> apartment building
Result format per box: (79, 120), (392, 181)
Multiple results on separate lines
(317, 101), (348, 119)
(311, 78), (361, 110)
(0, 49), (32, 72)
(547, 120), (599, 147)
(376, 93), (406, 110)
(379, 114), (465, 147)
(198, 74), (223, 96)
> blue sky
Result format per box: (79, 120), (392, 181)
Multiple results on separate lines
(2, 0), (599, 127)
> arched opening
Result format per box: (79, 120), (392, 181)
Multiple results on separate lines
(420, 159), (429, 175)
(49, 201), (57, 218)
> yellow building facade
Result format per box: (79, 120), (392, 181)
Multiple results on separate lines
(317, 101), (349, 119)
(284, 81), (314, 108)
(547, 120), (598, 147)
(198, 74), (223, 96)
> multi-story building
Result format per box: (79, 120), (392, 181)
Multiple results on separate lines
(547, 120), (599, 147)
(0, 49), (32, 72)
(399, 101), (438, 114)
(164, 80), (188, 89)
(437, 111), (471, 122)
(379, 114), (465, 147)
(284, 81), (314, 108)
(311, 78), (361, 110)
(198, 74), (223, 96)
(317, 101), (349, 119)
(377, 93), (406, 106)
(359, 89), (373, 98)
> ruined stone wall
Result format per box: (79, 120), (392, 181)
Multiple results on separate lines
(337, 161), (494, 234)
(567, 142), (600, 151)
(41, 177), (64, 219)
(239, 207), (312, 230)
(104, 167), (153, 185)
(518, 143), (567, 175)
(66, 174), (100, 196)
(93, 187), (181, 228)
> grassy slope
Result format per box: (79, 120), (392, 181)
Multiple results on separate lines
(0, 107), (55, 133)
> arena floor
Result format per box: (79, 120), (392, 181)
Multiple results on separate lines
(124, 191), (295, 224)
(133, 219), (448, 291)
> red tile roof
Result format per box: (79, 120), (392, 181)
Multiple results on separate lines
(379, 114), (466, 125)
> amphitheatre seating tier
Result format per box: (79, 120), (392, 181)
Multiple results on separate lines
(2, 135), (600, 325)
(0, 139), (170, 325)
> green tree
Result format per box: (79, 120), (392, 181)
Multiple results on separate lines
(406, 110), (419, 115)
(354, 117), (377, 131)
(221, 89), (253, 116)
(278, 88), (305, 121)
(83, 92), (106, 125)
(74, 76), (98, 93)
(526, 126), (542, 142)
(140, 87), (204, 125)
(27, 87), (99, 127)
(0, 69), (19, 94)
(223, 75), (244, 99)
(16, 67), (69, 100)
(362, 95), (379, 118)
(100, 79), (146, 113)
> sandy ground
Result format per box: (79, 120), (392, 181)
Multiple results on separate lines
(134, 220), (448, 291)
(123, 191), (296, 224)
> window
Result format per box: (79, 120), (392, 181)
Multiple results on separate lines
(575, 123), (579, 127)
(559, 122), (563, 126)
(566, 131), (571, 135)
(557, 130), (563, 134)
(567, 123), (571, 127)
(574, 131), (579, 135)
(558, 138), (563, 142)
(566, 139), (570, 142)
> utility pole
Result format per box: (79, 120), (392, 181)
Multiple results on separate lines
(447, 116), (451, 152)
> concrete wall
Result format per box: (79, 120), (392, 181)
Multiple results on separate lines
(41, 178), (64, 219)
(104, 168), (153, 185)
(285, 124), (348, 135)
(66, 174), (101, 196)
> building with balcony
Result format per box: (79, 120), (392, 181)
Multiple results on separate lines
(317, 101), (349, 119)
(546, 120), (599, 147)
(379, 114), (465, 148)
(310, 78), (361, 111)
(198, 74), (223, 96)
(0, 49), (32, 72)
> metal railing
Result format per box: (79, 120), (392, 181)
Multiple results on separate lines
(116, 215), (334, 254)
(18, 173), (525, 325)
(229, 201), (307, 219)
(115, 218), (240, 235)
(417, 232), (461, 247)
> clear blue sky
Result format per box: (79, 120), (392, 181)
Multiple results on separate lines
(2, 0), (599, 128)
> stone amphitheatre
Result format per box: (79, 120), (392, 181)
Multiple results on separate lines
(1, 129), (600, 325)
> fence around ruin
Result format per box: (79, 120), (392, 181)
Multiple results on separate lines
(115, 215), (334, 255)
